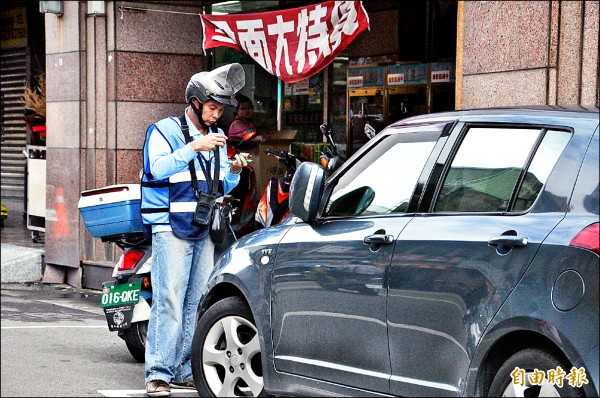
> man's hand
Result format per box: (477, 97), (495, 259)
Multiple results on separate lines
(229, 153), (250, 174)
(191, 133), (227, 152)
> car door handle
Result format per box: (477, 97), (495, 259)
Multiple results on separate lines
(488, 235), (528, 247)
(363, 234), (394, 245)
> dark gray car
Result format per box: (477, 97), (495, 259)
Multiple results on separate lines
(190, 107), (599, 397)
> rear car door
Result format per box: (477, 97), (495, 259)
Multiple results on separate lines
(271, 122), (451, 393)
(387, 116), (579, 396)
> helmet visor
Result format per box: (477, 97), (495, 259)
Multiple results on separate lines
(205, 63), (245, 107)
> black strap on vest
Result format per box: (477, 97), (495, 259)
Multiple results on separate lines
(179, 114), (220, 197)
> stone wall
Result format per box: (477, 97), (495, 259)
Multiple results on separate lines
(458, 1), (598, 109)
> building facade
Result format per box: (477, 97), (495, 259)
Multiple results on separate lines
(1, 1), (597, 289)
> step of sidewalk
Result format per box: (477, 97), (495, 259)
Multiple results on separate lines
(1, 243), (44, 283)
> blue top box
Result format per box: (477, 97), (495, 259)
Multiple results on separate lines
(78, 184), (145, 239)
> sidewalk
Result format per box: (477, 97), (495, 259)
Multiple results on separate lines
(0, 210), (45, 284)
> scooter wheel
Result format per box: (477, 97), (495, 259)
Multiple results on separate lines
(123, 320), (148, 363)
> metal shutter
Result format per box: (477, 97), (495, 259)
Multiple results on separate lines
(1, 47), (27, 204)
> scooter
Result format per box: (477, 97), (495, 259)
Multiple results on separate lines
(256, 123), (347, 228)
(97, 197), (237, 363)
(255, 149), (302, 228)
(94, 129), (255, 362)
(99, 232), (152, 363)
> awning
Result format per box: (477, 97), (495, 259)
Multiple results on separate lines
(201, 1), (370, 83)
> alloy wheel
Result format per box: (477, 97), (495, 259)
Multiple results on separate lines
(202, 314), (263, 397)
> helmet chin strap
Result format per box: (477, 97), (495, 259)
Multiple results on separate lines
(190, 101), (212, 132)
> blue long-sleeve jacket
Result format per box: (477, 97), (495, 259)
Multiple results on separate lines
(141, 109), (240, 238)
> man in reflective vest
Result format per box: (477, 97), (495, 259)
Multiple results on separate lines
(141, 63), (249, 397)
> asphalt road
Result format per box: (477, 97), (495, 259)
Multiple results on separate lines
(0, 283), (199, 397)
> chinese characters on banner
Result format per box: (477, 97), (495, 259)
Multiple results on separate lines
(201, 1), (370, 83)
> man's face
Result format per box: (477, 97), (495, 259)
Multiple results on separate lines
(201, 100), (226, 125)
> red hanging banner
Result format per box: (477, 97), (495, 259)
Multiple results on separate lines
(201, 1), (369, 83)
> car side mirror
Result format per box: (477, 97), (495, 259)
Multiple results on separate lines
(289, 162), (324, 222)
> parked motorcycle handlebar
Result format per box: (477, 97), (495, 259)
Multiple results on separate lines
(320, 123), (337, 150)
(265, 149), (286, 159)
(264, 149), (298, 176)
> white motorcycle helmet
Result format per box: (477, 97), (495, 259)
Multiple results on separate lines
(186, 63), (245, 108)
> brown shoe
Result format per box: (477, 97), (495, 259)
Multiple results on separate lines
(171, 380), (195, 390)
(146, 379), (171, 397)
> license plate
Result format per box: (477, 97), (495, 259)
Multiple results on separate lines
(101, 281), (141, 331)
(101, 281), (141, 308)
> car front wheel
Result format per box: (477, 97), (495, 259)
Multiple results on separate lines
(488, 348), (583, 397)
(191, 296), (265, 397)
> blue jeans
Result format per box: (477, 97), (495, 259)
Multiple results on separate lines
(145, 231), (215, 384)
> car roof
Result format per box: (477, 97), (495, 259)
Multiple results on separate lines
(389, 105), (600, 129)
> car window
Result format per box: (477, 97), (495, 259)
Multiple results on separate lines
(324, 133), (438, 217)
(434, 127), (571, 213)
(513, 129), (571, 210)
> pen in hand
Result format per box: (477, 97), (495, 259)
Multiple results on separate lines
(225, 159), (252, 164)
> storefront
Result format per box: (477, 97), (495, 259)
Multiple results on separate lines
(347, 60), (455, 156)
(207, 0), (458, 158)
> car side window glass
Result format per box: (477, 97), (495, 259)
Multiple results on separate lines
(324, 135), (437, 217)
(513, 129), (571, 211)
(434, 127), (541, 212)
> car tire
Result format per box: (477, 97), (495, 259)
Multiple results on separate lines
(122, 320), (147, 363)
(488, 348), (583, 397)
(191, 296), (266, 397)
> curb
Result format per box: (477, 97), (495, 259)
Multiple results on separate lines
(1, 281), (102, 297)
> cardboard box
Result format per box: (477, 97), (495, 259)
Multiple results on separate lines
(78, 184), (145, 240)
(254, 130), (297, 195)
(257, 140), (295, 194)
(260, 130), (298, 141)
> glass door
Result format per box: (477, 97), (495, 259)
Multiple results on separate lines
(346, 66), (385, 157)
